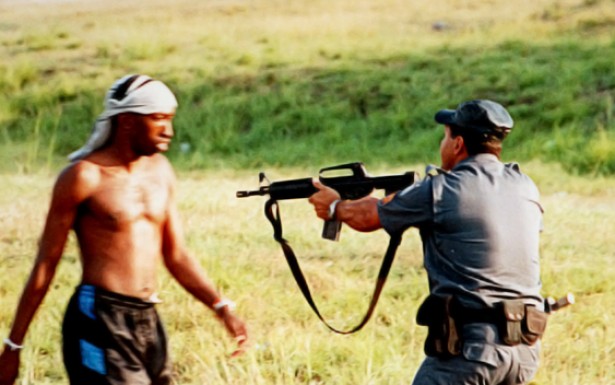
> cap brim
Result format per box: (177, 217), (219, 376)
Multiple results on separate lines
(434, 109), (457, 125)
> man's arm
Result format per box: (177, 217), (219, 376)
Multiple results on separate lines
(0, 164), (93, 384)
(160, 168), (248, 354)
(308, 180), (383, 232)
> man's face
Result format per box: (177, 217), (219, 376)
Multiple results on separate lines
(131, 111), (176, 155)
(439, 125), (456, 170)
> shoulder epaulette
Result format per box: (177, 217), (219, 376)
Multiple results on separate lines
(425, 164), (448, 177)
(505, 162), (520, 172)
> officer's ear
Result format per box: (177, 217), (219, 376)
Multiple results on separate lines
(453, 134), (466, 155)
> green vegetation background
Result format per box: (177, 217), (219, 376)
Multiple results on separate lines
(1, 0), (614, 175)
(1, 1), (614, 384)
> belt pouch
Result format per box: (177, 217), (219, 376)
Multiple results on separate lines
(500, 300), (525, 346)
(521, 305), (548, 345)
(416, 295), (461, 358)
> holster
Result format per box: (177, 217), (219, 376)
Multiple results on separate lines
(416, 295), (461, 358)
(499, 300), (548, 346)
(521, 305), (548, 345)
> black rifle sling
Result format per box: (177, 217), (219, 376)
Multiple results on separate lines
(265, 198), (402, 334)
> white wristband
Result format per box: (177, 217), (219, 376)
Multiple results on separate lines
(213, 298), (236, 312)
(3, 338), (23, 351)
(328, 199), (341, 220)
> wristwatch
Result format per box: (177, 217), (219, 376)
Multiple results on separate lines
(328, 199), (341, 220)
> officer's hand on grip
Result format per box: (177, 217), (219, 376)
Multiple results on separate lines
(309, 179), (341, 220)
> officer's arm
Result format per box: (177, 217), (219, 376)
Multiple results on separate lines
(309, 180), (383, 232)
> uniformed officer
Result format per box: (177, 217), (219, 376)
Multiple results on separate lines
(308, 99), (545, 385)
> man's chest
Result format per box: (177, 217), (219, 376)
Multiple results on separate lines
(85, 173), (170, 226)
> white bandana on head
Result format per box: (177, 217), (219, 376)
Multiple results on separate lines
(68, 74), (178, 161)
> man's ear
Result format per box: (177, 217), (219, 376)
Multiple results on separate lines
(116, 113), (135, 130)
(453, 134), (465, 154)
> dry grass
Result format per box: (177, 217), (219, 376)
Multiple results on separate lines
(1, 0), (615, 383)
(2, 0), (613, 83)
(1, 164), (614, 384)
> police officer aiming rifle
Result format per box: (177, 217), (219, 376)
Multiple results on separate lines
(308, 99), (564, 385)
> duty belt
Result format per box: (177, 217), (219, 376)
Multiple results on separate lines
(453, 305), (501, 326)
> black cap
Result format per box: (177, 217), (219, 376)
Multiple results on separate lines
(434, 100), (513, 137)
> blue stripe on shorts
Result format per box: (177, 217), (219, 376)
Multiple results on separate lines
(80, 339), (107, 375)
(78, 284), (96, 320)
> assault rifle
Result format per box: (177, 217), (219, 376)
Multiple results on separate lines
(236, 162), (417, 334)
(237, 162), (417, 241)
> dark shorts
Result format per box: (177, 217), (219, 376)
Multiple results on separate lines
(62, 284), (173, 385)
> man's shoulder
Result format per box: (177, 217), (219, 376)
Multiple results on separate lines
(148, 153), (173, 168)
(146, 154), (175, 179)
(61, 160), (102, 182)
(56, 160), (104, 191)
(46, 161), (103, 203)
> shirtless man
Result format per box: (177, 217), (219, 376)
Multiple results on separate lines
(0, 74), (248, 385)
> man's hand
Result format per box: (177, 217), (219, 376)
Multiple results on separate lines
(309, 178), (383, 232)
(217, 310), (249, 358)
(308, 179), (341, 220)
(0, 348), (20, 385)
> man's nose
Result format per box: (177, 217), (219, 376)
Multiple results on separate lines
(163, 122), (174, 137)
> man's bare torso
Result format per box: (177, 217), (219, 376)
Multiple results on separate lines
(72, 153), (172, 299)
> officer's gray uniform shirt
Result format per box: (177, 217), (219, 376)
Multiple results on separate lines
(377, 154), (543, 309)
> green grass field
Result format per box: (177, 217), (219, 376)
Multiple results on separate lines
(1, 0), (614, 173)
(1, 0), (614, 384)
(1, 167), (614, 384)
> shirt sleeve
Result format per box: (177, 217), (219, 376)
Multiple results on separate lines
(377, 178), (434, 235)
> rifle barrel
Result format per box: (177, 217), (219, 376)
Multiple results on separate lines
(236, 188), (268, 198)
